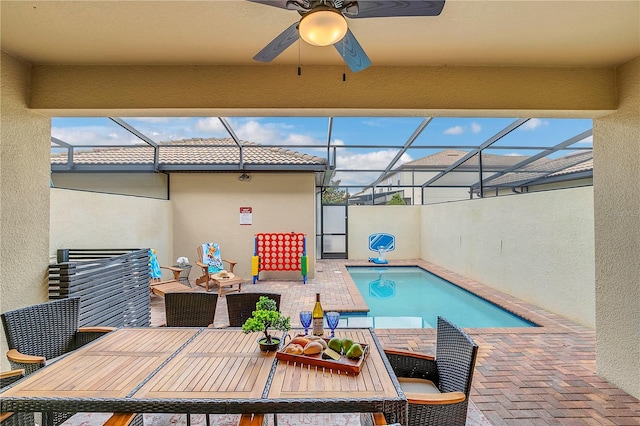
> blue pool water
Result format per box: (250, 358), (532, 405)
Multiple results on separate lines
(345, 266), (535, 328)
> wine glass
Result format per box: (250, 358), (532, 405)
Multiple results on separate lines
(299, 311), (312, 335)
(326, 311), (340, 338)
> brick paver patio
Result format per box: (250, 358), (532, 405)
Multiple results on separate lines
(151, 259), (640, 425)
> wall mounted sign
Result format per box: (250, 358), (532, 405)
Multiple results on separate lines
(240, 207), (252, 225)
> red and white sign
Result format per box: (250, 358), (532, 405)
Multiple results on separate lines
(240, 207), (252, 225)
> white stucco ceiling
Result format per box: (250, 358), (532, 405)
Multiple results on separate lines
(2, 0), (638, 68)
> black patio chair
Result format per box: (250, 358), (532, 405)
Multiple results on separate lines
(383, 316), (478, 426)
(164, 292), (218, 327)
(225, 292), (281, 327)
(0, 369), (34, 426)
(163, 292), (219, 426)
(1, 297), (115, 425)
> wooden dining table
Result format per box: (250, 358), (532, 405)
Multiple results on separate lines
(0, 327), (407, 425)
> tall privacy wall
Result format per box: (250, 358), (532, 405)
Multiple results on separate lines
(50, 189), (174, 273)
(421, 186), (595, 328)
(348, 187), (595, 328)
(348, 206), (422, 260)
(168, 173), (316, 281)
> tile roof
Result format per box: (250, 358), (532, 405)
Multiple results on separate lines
(483, 151), (593, 187)
(547, 158), (593, 177)
(51, 138), (327, 167)
(399, 149), (532, 169)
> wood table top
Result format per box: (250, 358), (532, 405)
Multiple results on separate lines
(2, 328), (198, 398)
(269, 329), (399, 400)
(134, 329), (274, 400)
(1, 327), (405, 422)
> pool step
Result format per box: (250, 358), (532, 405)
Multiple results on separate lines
(338, 316), (433, 329)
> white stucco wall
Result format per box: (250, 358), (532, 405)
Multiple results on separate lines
(0, 52), (51, 371)
(169, 173), (316, 282)
(593, 57), (640, 398)
(420, 187), (596, 329)
(50, 188), (173, 272)
(348, 206), (421, 259)
(52, 172), (168, 199)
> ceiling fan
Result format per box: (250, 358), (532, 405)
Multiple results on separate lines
(250, 0), (446, 72)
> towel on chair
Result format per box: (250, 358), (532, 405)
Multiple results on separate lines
(202, 243), (224, 274)
(149, 249), (162, 279)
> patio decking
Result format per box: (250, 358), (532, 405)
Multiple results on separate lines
(149, 259), (640, 425)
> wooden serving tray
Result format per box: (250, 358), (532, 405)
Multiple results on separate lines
(276, 338), (369, 375)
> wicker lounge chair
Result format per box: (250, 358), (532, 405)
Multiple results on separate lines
(164, 292), (218, 327)
(383, 316), (478, 426)
(1, 297), (116, 425)
(226, 293), (281, 327)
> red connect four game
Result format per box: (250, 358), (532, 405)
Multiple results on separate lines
(252, 233), (307, 284)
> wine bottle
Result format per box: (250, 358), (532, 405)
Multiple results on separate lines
(312, 293), (324, 336)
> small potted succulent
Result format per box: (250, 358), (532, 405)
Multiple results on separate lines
(242, 296), (291, 351)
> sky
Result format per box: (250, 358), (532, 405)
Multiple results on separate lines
(51, 116), (593, 187)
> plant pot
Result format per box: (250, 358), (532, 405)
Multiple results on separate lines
(258, 337), (281, 352)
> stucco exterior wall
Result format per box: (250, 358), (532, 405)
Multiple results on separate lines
(348, 206), (421, 259)
(169, 173), (315, 282)
(593, 56), (640, 398)
(0, 52), (51, 370)
(50, 188), (173, 272)
(52, 172), (168, 199)
(30, 65), (616, 116)
(420, 187), (596, 329)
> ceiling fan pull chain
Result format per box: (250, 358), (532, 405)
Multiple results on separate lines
(298, 38), (302, 76)
(342, 37), (346, 82)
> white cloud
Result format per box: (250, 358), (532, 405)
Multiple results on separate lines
(444, 126), (464, 135)
(51, 126), (140, 146)
(521, 118), (549, 131)
(471, 122), (482, 134)
(283, 133), (318, 146)
(335, 150), (413, 186)
(234, 120), (281, 143)
(194, 117), (228, 135)
(574, 135), (593, 146)
(230, 120), (329, 149)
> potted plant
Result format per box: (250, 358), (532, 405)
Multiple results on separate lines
(241, 296), (291, 351)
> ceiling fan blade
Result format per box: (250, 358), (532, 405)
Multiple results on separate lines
(346, 1), (446, 18)
(247, 0), (311, 12)
(246, 0), (291, 10)
(334, 28), (372, 72)
(253, 22), (300, 62)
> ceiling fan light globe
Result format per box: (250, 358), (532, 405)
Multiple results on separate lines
(299, 10), (347, 47)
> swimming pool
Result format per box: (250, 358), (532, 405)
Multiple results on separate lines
(345, 266), (535, 328)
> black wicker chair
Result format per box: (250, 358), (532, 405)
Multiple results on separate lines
(384, 316), (478, 426)
(0, 369), (34, 426)
(1, 297), (115, 376)
(1, 297), (116, 425)
(164, 292), (218, 327)
(225, 293), (281, 327)
(164, 292), (219, 426)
